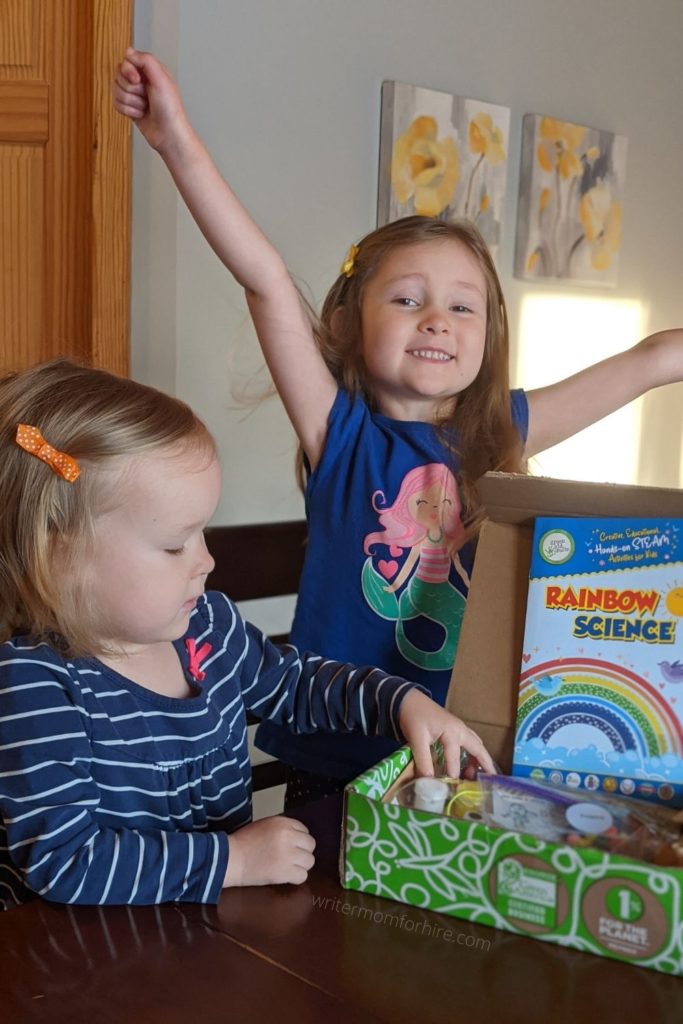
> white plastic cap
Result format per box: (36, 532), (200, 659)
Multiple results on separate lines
(413, 777), (450, 814)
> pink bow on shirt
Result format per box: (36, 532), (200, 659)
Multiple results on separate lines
(185, 638), (213, 682)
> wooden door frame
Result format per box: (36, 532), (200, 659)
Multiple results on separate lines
(89, 0), (133, 374)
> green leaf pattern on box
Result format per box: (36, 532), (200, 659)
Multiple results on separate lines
(349, 746), (412, 799)
(343, 751), (683, 975)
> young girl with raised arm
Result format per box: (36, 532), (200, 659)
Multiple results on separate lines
(114, 49), (683, 807)
(0, 359), (492, 910)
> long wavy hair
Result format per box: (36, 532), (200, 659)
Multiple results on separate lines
(300, 215), (526, 528)
(0, 358), (215, 657)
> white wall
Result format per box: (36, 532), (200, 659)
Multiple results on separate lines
(130, 0), (683, 526)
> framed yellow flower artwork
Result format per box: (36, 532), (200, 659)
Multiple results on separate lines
(378, 81), (510, 262)
(514, 114), (628, 286)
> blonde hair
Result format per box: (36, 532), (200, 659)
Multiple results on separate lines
(304, 215), (526, 525)
(0, 359), (215, 657)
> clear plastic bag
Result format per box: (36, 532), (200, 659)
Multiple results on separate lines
(388, 757), (683, 863)
(476, 773), (683, 864)
(390, 745), (497, 817)
(393, 776), (457, 815)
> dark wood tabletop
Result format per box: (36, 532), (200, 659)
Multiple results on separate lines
(1, 795), (682, 1023)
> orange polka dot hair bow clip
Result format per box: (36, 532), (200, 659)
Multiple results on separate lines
(15, 424), (80, 482)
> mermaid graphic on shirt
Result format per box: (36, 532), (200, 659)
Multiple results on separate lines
(361, 463), (470, 671)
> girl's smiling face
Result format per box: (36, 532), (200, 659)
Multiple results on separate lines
(359, 238), (488, 421)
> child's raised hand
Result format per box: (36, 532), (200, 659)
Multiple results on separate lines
(223, 816), (316, 887)
(398, 688), (496, 778)
(113, 47), (190, 154)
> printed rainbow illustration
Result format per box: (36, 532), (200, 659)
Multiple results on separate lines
(516, 656), (683, 759)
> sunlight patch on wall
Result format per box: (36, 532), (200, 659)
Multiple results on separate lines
(515, 294), (646, 484)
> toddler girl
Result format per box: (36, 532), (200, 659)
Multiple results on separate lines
(0, 359), (492, 909)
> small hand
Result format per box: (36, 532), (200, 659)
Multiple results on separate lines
(398, 688), (496, 778)
(223, 816), (316, 887)
(113, 47), (191, 154)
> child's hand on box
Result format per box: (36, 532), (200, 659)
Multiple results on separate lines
(398, 689), (495, 778)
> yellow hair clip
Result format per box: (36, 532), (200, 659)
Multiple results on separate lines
(16, 424), (81, 483)
(340, 243), (359, 278)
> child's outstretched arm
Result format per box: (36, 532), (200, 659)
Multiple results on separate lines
(113, 48), (337, 469)
(222, 691), (495, 889)
(525, 328), (683, 456)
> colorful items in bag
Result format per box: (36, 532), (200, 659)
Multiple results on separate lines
(391, 772), (683, 865)
(513, 516), (683, 807)
(476, 773), (683, 866)
(389, 744), (498, 815)
(391, 776), (486, 821)
(444, 781), (484, 821)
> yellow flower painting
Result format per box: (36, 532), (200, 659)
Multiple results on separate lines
(515, 113), (627, 285)
(378, 82), (510, 261)
(390, 116), (460, 217)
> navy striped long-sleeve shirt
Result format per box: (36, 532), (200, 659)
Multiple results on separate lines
(0, 591), (417, 909)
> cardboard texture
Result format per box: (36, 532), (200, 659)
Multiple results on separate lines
(342, 473), (683, 975)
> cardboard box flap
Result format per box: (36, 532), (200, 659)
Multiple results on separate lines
(446, 519), (532, 771)
(477, 472), (683, 525)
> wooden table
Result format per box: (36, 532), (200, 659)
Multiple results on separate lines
(1, 796), (682, 1023)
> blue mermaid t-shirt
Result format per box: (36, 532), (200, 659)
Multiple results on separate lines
(255, 388), (528, 780)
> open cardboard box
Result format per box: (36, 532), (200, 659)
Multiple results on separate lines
(445, 472), (683, 770)
(342, 473), (683, 975)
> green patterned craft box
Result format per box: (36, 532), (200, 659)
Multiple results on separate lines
(341, 748), (683, 975)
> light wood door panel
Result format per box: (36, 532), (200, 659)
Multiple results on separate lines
(0, 0), (132, 376)
(0, 144), (43, 357)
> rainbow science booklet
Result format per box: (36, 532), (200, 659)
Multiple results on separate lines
(513, 516), (683, 807)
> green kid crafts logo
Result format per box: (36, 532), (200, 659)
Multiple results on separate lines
(495, 859), (557, 928)
(539, 528), (575, 565)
